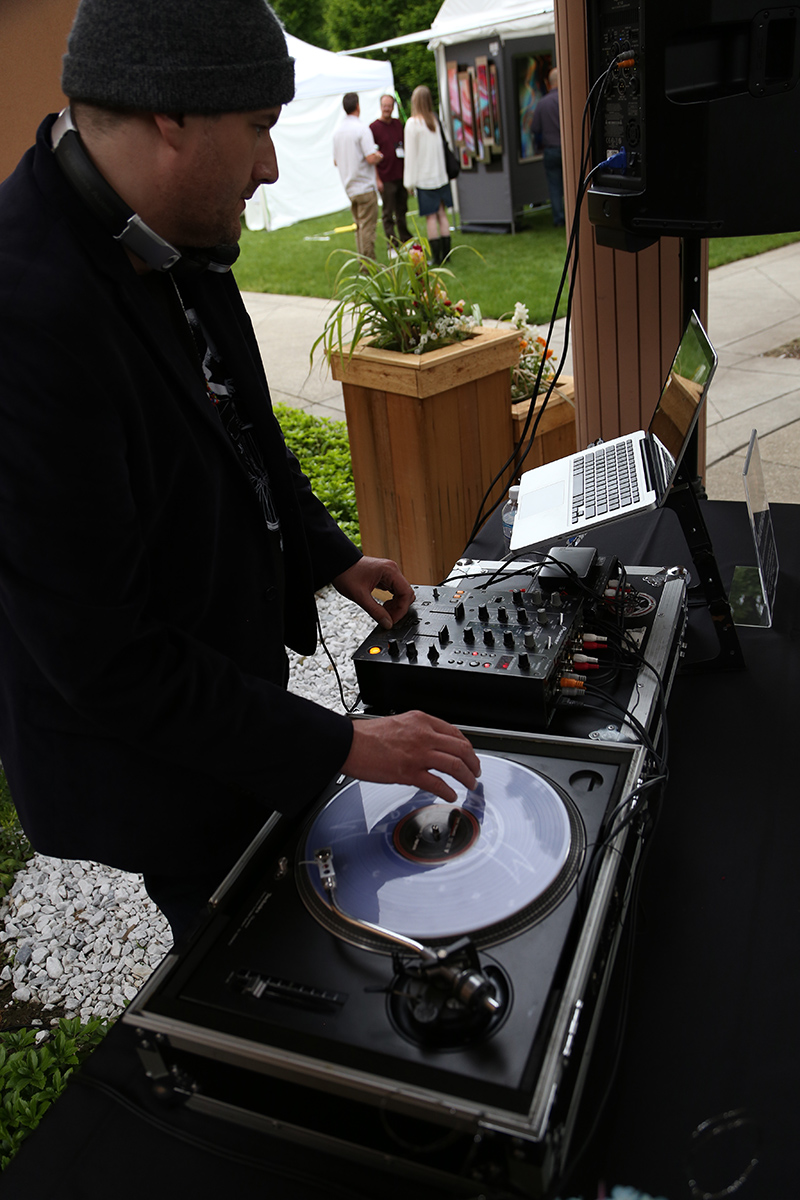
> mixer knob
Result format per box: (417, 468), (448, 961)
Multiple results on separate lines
(483, 629), (495, 646)
(387, 638), (400, 658)
(524, 630), (536, 650)
(497, 606), (508, 623)
(406, 642), (418, 661)
(438, 624), (450, 644)
(428, 644), (439, 662)
(518, 652), (530, 670)
(537, 609), (548, 626)
(478, 604), (489, 622)
(463, 624), (475, 644)
(517, 608), (529, 624)
(453, 601), (465, 621)
(503, 630), (514, 648)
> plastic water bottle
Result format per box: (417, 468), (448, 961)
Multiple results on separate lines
(501, 485), (520, 549)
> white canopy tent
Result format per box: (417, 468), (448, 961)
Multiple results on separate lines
(244, 34), (394, 232)
(343, 0), (555, 54)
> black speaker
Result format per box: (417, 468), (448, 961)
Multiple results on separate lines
(586, 2), (800, 251)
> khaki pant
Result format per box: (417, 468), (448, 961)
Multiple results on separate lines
(349, 189), (379, 260)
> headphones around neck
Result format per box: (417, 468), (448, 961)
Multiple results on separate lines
(50, 107), (239, 274)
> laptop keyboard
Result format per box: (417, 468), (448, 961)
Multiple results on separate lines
(571, 439), (640, 524)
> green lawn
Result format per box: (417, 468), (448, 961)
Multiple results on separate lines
(235, 203), (800, 326)
(236, 205), (575, 324)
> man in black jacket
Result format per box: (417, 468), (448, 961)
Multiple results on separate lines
(0, 0), (479, 938)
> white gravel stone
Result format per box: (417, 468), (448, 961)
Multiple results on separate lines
(1, 584), (374, 1026)
(45, 956), (63, 979)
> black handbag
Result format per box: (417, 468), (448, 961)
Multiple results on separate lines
(440, 122), (460, 180)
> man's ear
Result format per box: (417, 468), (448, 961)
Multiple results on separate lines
(152, 112), (187, 149)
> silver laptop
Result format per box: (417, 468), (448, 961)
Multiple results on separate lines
(510, 311), (717, 553)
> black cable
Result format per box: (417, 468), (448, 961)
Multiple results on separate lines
(312, 599), (361, 715)
(583, 686), (665, 773)
(464, 50), (635, 549)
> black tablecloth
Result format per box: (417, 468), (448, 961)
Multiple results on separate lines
(5, 501), (798, 1200)
(580, 502), (800, 1199)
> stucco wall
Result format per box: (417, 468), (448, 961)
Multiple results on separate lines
(1, 0), (78, 182)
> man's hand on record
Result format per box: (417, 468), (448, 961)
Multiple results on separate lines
(332, 555), (415, 629)
(341, 711), (481, 804)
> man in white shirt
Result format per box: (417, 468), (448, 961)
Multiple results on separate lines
(333, 92), (382, 260)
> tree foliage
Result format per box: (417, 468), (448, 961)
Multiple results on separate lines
(271, 0), (441, 110)
(323, 0), (440, 108)
(271, 0), (329, 48)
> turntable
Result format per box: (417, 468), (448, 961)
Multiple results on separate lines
(126, 728), (648, 1197)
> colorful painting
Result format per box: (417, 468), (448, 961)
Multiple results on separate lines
(458, 70), (475, 158)
(475, 56), (493, 147)
(447, 60), (464, 147)
(489, 63), (502, 150)
(468, 68), (489, 163)
(514, 52), (552, 162)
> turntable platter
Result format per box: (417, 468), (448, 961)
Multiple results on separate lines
(297, 754), (586, 950)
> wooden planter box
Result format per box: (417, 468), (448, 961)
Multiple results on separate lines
(331, 327), (519, 584)
(512, 377), (577, 471)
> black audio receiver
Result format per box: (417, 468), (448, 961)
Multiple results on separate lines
(354, 557), (618, 730)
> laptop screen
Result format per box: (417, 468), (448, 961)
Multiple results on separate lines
(647, 310), (718, 495)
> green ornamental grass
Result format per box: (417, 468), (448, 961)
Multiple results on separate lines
(312, 239), (481, 364)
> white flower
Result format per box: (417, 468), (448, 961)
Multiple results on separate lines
(513, 302), (529, 328)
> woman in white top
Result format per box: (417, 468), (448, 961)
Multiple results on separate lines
(403, 85), (453, 264)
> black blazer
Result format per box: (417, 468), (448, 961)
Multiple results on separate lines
(0, 117), (361, 876)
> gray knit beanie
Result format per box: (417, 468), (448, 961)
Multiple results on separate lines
(61, 0), (295, 114)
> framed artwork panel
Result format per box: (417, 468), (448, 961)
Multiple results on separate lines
(489, 63), (503, 151)
(447, 60), (464, 147)
(513, 52), (552, 162)
(475, 56), (493, 147)
(458, 70), (476, 158)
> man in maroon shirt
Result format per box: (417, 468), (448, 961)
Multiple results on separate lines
(370, 94), (411, 252)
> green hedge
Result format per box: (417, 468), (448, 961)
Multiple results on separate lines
(0, 770), (31, 901)
(274, 403), (360, 547)
(1, 1019), (108, 1169)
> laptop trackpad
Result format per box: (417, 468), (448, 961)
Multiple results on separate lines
(519, 480), (565, 517)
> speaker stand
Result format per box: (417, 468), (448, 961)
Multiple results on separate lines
(679, 237), (705, 488)
(665, 463), (745, 670)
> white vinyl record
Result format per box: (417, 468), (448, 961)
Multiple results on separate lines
(300, 754), (578, 943)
